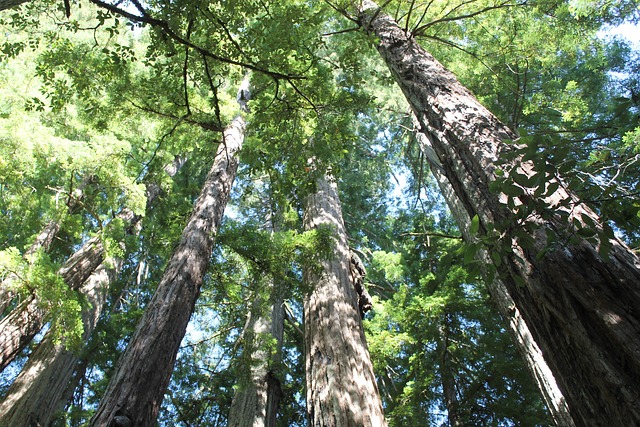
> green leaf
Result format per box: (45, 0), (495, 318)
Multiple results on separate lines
(470, 214), (480, 236)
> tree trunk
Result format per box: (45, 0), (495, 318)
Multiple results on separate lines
(228, 281), (284, 427)
(303, 172), (387, 427)
(0, 258), (121, 426)
(0, 236), (104, 372)
(356, 2), (640, 425)
(416, 127), (574, 426)
(0, 0), (29, 11)
(0, 155), (186, 425)
(89, 78), (250, 427)
(439, 312), (463, 427)
(1, 221), (61, 316)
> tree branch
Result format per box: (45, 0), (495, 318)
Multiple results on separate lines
(87, 0), (304, 80)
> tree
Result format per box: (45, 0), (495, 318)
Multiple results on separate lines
(353, 1), (640, 425)
(303, 171), (386, 427)
(227, 276), (284, 427)
(0, 156), (187, 426)
(227, 204), (285, 427)
(0, 234), (106, 372)
(89, 77), (250, 427)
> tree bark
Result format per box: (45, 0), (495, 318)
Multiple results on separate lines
(228, 282), (284, 427)
(0, 258), (121, 426)
(0, 0), (29, 11)
(0, 236), (104, 372)
(0, 156), (185, 426)
(438, 312), (463, 427)
(303, 172), (387, 427)
(1, 221), (61, 316)
(416, 127), (574, 426)
(89, 78), (250, 427)
(356, 2), (640, 425)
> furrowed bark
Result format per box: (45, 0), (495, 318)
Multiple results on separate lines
(228, 282), (284, 427)
(416, 128), (574, 426)
(356, 2), (640, 425)
(89, 77), (250, 427)
(303, 172), (387, 427)
(1, 221), (61, 316)
(0, 159), (186, 426)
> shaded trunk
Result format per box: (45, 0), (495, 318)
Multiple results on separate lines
(439, 312), (463, 427)
(416, 127), (573, 426)
(89, 78), (249, 427)
(0, 236), (104, 372)
(303, 172), (386, 427)
(0, 158), (185, 426)
(228, 282), (284, 427)
(0, 0), (29, 11)
(1, 221), (61, 315)
(357, 2), (640, 425)
(0, 258), (122, 426)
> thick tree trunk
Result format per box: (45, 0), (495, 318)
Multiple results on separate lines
(0, 236), (104, 372)
(357, 2), (640, 425)
(0, 155), (185, 425)
(416, 128), (574, 426)
(303, 172), (387, 427)
(228, 282), (284, 427)
(89, 79), (250, 427)
(0, 258), (121, 426)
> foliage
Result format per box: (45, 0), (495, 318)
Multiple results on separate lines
(0, 0), (638, 425)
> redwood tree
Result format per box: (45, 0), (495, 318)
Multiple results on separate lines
(303, 171), (387, 427)
(353, 1), (640, 425)
(89, 78), (250, 427)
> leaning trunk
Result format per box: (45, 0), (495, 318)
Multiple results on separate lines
(417, 127), (573, 425)
(89, 78), (250, 427)
(0, 258), (121, 426)
(303, 172), (387, 427)
(357, 2), (640, 425)
(0, 236), (104, 372)
(0, 158), (185, 426)
(1, 221), (61, 316)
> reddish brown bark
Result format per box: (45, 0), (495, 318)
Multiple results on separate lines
(89, 79), (249, 427)
(0, 236), (104, 372)
(356, 2), (640, 425)
(303, 173), (387, 427)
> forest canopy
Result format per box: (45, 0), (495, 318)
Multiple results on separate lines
(0, 0), (639, 426)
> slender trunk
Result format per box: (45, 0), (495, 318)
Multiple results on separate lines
(439, 312), (463, 427)
(0, 236), (104, 372)
(89, 78), (250, 427)
(417, 128), (573, 426)
(228, 282), (284, 427)
(303, 172), (386, 427)
(0, 258), (122, 426)
(357, 2), (640, 425)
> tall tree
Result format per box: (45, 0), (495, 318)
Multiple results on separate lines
(0, 234), (105, 372)
(416, 128), (572, 426)
(227, 276), (284, 427)
(303, 171), (387, 427)
(353, 1), (640, 425)
(89, 77), (250, 427)
(0, 254), (123, 426)
(0, 156), (187, 426)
